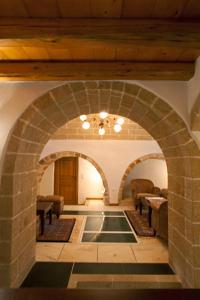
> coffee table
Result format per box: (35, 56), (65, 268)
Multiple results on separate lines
(37, 202), (53, 235)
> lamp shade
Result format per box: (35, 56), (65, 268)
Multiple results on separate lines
(82, 121), (90, 129)
(117, 117), (124, 125)
(99, 127), (105, 135)
(99, 111), (108, 119)
(80, 114), (87, 121)
(114, 123), (122, 133)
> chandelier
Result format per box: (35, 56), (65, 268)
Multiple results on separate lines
(79, 112), (124, 136)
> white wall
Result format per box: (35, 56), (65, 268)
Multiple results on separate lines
(0, 81), (62, 174)
(123, 159), (168, 198)
(188, 57), (200, 113)
(40, 139), (163, 204)
(78, 158), (104, 204)
(135, 80), (189, 124)
(38, 163), (54, 195)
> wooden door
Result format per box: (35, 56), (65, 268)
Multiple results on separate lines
(54, 157), (78, 205)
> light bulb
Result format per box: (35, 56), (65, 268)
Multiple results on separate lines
(80, 115), (87, 121)
(117, 117), (124, 125)
(99, 111), (108, 119)
(114, 123), (122, 133)
(99, 127), (105, 135)
(82, 121), (90, 129)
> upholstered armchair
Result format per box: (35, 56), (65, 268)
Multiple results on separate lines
(37, 195), (64, 218)
(130, 179), (160, 210)
(160, 188), (168, 199)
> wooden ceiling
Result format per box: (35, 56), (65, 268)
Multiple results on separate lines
(0, 0), (199, 81)
(0, 0), (200, 19)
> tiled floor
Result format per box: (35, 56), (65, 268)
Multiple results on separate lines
(22, 261), (182, 289)
(36, 236), (168, 263)
(35, 200), (181, 288)
(36, 202), (169, 264)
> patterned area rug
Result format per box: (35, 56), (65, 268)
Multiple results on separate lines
(37, 218), (76, 242)
(125, 210), (154, 237)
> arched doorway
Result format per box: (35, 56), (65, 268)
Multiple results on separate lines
(0, 81), (199, 287)
(118, 153), (165, 202)
(38, 151), (109, 204)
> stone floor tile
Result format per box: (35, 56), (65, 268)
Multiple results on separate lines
(58, 244), (98, 262)
(98, 244), (136, 262)
(36, 243), (64, 261)
(132, 247), (169, 263)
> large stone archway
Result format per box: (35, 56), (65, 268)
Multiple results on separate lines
(191, 92), (200, 130)
(38, 151), (109, 203)
(0, 81), (200, 288)
(118, 153), (165, 202)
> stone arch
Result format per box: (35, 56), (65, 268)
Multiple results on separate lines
(38, 151), (109, 203)
(118, 153), (165, 202)
(0, 81), (200, 288)
(191, 92), (200, 130)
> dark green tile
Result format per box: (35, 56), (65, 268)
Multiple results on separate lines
(81, 232), (136, 243)
(77, 281), (113, 289)
(73, 263), (124, 274)
(112, 281), (159, 289)
(62, 210), (102, 216)
(21, 262), (73, 287)
(84, 216), (103, 231)
(102, 217), (131, 231)
(84, 216), (132, 232)
(104, 211), (124, 216)
(73, 263), (174, 275)
(112, 281), (182, 289)
(122, 263), (174, 275)
(62, 210), (124, 216)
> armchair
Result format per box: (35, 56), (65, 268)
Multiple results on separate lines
(130, 179), (160, 210)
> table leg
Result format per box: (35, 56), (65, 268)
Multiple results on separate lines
(49, 208), (52, 224)
(139, 201), (143, 215)
(148, 206), (152, 227)
(40, 211), (45, 235)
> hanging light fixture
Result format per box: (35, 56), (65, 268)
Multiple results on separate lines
(80, 114), (87, 121)
(99, 127), (105, 136)
(117, 117), (124, 125)
(99, 111), (108, 119)
(80, 112), (124, 136)
(82, 121), (90, 129)
(114, 123), (122, 133)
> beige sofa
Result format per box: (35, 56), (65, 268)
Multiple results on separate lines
(37, 195), (64, 218)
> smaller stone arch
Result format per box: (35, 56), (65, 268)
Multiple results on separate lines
(38, 151), (109, 203)
(118, 153), (165, 202)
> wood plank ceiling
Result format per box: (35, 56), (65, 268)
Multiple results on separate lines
(0, 0), (199, 80)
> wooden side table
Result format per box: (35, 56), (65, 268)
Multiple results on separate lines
(36, 202), (53, 235)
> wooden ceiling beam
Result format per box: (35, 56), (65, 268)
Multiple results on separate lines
(0, 61), (194, 81)
(0, 18), (199, 50)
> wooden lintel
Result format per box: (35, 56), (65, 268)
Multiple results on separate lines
(0, 61), (194, 81)
(0, 18), (199, 49)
